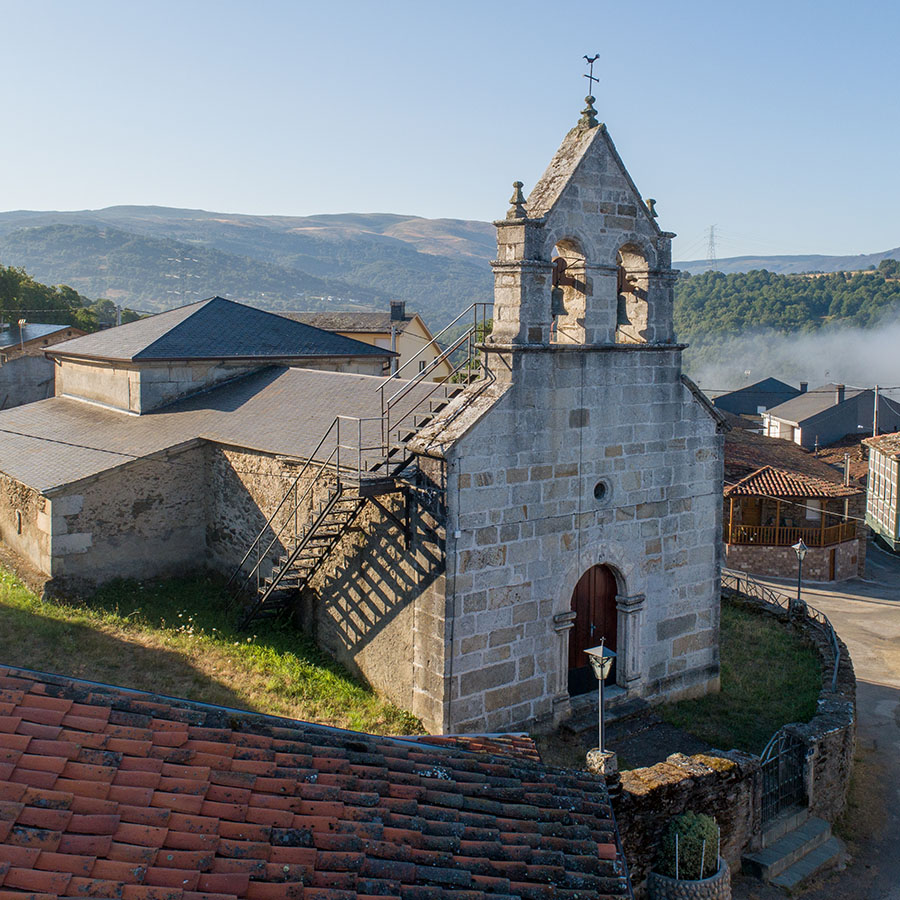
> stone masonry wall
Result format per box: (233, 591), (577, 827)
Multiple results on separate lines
(207, 445), (447, 730)
(0, 473), (50, 573)
(47, 442), (208, 591)
(615, 592), (856, 897)
(724, 539), (862, 582)
(437, 346), (723, 733)
(615, 751), (760, 897)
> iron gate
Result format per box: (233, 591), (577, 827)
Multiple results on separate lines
(760, 729), (807, 825)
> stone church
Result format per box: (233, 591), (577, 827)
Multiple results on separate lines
(0, 96), (724, 736)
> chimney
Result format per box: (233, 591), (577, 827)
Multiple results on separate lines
(844, 453), (851, 486)
(390, 300), (406, 322)
(799, 382), (808, 393)
(835, 384), (845, 405)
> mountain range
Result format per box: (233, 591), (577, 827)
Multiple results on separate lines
(0, 206), (897, 327)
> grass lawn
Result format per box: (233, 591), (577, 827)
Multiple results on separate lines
(0, 566), (422, 736)
(658, 600), (822, 754)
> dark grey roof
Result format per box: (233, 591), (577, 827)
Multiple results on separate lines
(281, 311), (412, 333)
(0, 367), (434, 492)
(766, 383), (865, 424)
(46, 297), (392, 362)
(0, 323), (77, 350)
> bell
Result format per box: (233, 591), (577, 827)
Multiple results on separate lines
(551, 286), (567, 318)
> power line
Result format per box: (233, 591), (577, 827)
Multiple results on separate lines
(706, 225), (718, 272)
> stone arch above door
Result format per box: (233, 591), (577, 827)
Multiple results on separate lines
(552, 543), (645, 707)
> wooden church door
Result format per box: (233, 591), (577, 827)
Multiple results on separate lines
(568, 565), (618, 696)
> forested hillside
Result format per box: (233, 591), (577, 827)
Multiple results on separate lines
(674, 261), (900, 346)
(0, 265), (140, 331)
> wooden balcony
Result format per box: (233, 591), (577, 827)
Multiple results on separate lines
(724, 521), (856, 547)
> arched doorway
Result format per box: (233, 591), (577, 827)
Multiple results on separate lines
(568, 564), (618, 695)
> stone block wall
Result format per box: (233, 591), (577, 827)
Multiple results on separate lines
(0, 473), (50, 573)
(46, 443), (208, 590)
(207, 444), (447, 730)
(438, 346), (723, 733)
(615, 592), (856, 897)
(724, 538), (863, 581)
(615, 751), (760, 896)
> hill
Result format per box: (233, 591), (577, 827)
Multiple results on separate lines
(1, 206), (898, 336)
(0, 207), (493, 325)
(675, 247), (900, 275)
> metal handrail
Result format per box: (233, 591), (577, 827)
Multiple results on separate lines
(384, 301), (493, 384)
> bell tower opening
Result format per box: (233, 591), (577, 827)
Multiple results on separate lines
(615, 244), (649, 344)
(550, 239), (587, 344)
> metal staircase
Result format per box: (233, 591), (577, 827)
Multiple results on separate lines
(225, 303), (492, 629)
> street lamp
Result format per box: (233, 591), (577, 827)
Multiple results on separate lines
(791, 539), (808, 621)
(584, 640), (617, 752)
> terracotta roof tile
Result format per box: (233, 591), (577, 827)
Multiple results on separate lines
(0, 666), (632, 899)
(725, 464), (860, 498)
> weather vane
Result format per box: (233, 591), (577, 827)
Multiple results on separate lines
(583, 54), (600, 95)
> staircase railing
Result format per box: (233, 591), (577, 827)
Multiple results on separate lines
(224, 414), (382, 603)
(379, 302), (492, 451)
(225, 302), (495, 619)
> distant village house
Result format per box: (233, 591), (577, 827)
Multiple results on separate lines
(762, 383), (900, 449)
(282, 300), (453, 381)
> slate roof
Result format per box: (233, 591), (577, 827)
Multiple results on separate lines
(281, 312), (413, 334)
(724, 465), (860, 498)
(711, 378), (802, 414)
(0, 324), (78, 351)
(0, 665), (632, 900)
(764, 383), (864, 424)
(0, 368), (434, 493)
(724, 418), (864, 489)
(46, 298), (392, 362)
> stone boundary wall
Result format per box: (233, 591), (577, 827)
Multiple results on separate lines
(613, 591), (856, 897)
(724, 538), (863, 582)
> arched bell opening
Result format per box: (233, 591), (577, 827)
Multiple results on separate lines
(615, 243), (650, 344)
(550, 238), (588, 345)
(568, 564), (620, 695)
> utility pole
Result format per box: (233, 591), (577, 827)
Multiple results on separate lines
(873, 384), (879, 436)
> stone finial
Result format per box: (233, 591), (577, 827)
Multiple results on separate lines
(646, 198), (658, 218)
(579, 95), (599, 128)
(506, 181), (528, 219)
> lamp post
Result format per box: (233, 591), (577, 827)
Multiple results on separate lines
(791, 539), (808, 621)
(584, 640), (617, 752)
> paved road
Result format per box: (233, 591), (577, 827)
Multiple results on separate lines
(733, 541), (900, 899)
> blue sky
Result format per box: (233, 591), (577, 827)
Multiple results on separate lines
(3, 0), (899, 259)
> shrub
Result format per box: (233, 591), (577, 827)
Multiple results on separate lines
(655, 812), (719, 880)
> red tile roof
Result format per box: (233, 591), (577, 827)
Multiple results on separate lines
(724, 465), (860, 498)
(0, 666), (631, 900)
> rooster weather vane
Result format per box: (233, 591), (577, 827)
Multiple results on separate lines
(583, 54), (600, 95)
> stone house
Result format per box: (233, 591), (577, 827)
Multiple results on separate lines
(283, 300), (455, 381)
(723, 417), (866, 580)
(0, 99), (725, 736)
(763, 383), (900, 449)
(0, 321), (86, 409)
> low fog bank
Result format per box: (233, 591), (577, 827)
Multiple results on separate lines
(685, 316), (900, 400)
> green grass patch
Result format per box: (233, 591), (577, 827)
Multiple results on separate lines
(658, 600), (822, 754)
(0, 566), (422, 736)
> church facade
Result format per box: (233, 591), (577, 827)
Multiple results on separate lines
(401, 98), (726, 732)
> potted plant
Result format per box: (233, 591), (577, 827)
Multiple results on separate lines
(647, 812), (731, 900)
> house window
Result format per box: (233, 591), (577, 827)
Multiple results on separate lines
(806, 499), (821, 521)
(15, 510), (22, 534)
(419, 360), (427, 373)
